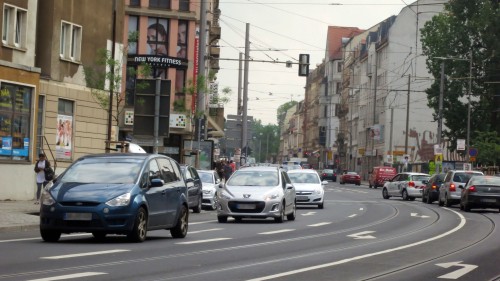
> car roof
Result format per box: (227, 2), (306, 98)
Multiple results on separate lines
(239, 166), (279, 172)
(400, 172), (430, 176)
(197, 169), (215, 173)
(287, 169), (318, 174)
(449, 170), (483, 173)
(79, 153), (153, 160)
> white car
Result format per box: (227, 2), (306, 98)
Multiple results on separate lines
(382, 172), (430, 201)
(217, 166), (296, 223)
(197, 170), (222, 210)
(287, 169), (326, 209)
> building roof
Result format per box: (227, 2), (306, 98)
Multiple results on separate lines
(326, 26), (364, 61)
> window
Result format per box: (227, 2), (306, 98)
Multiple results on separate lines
(179, 0), (189, 11)
(158, 158), (179, 183)
(149, 0), (170, 9)
(0, 83), (32, 161)
(56, 99), (74, 160)
(36, 95), (45, 157)
(2, 4), (27, 49)
(336, 82), (341, 95)
(129, 0), (141, 7)
(177, 20), (188, 58)
(125, 67), (137, 106)
(337, 61), (343, 72)
(60, 21), (82, 62)
(128, 16), (139, 55)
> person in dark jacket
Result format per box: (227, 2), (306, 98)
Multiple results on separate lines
(34, 153), (51, 204)
(222, 160), (233, 181)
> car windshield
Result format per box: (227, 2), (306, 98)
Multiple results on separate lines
(199, 172), (214, 184)
(470, 176), (500, 186)
(454, 172), (483, 182)
(323, 169), (333, 174)
(288, 173), (320, 184)
(346, 172), (358, 175)
(411, 175), (430, 181)
(60, 158), (143, 184)
(227, 171), (278, 186)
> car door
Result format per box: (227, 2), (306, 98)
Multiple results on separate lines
(281, 171), (295, 212)
(184, 167), (196, 207)
(387, 174), (401, 196)
(157, 157), (180, 226)
(143, 158), (167, 227)
(439, 171), (453, 202)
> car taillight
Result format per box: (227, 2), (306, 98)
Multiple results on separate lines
(450, 184), (456, 192)
(432, 184), (437, 189)
(408, 181), (415, 187)
(322, 173), (326, 177)
(468, 186), (476, 192)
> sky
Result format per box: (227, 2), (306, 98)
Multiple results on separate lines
(216, 0), (410, 125)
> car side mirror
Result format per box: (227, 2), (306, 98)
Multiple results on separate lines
(458, 185), (464, 189)
(322, 181), (328, 185)
(185, 178), (194, 183)
(286, 183), (294, 190)
(218, 182), (224, 188)
(150, 178), (164, 187)
(422, 180), (429, 184)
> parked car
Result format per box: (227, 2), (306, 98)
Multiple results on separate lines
(369, 166), (397, 189)
(459, 175), (500, 212)
(282, 164), (302, 172)
(438, 170), (484, 207)
(320, 169), (337, 182)
(339, 172), (361, 185)
(198, 169), (222, 210)
(39, 153), (189, 242)
(180, 165), (203, 213)
(287, 169), (326, 209)
(217, 166), (296, 223)
(422, 173), (446, 204)
(382, 172), (430, 201)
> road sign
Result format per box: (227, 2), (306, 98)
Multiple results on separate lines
(469, 147), (478, 157)
(457, 139), (466, 150)
(469, 156), (476, 162)
(435, 154), (443, 164)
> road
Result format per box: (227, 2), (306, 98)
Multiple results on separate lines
(1, 182), (499, 281)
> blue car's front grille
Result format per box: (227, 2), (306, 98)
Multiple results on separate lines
(60, 201), (100, 207)
(54, 218), (103, 228)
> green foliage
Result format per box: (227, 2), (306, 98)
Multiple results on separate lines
(420, 0), (500, 157)
(277, 100), (298, 127)
(173, 98), (186, 112)
(474, 131), (500, 166)
(252, 121), (280, 162)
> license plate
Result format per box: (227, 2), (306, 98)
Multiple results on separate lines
(481, 199), (496, 203)
(237, 204), (255, 210)
(297, 195), (308, 200)
(64, 213), (92, 221)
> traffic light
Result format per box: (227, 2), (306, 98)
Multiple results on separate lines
(298, 54), (310, 76)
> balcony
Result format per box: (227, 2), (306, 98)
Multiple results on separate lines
(210, 46), (220, 58)
(210, 59), (220, 71)
(210, 26), (221, 43)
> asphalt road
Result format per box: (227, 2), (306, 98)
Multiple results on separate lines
(1, 182), (499, 281)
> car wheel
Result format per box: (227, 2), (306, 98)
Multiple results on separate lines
(444, 195), (453, 207)
(318, 202), (324, 209)
(211, 193), (218, 211)
(462, 202), (471, 212)
(409, 197), (415, 201)
(460, 202), (464, 210)
(192, 195), (202, 213)
(426, 193), (433, 204)
(234, 217), (242, 222)
(382, 188), (390, 199)
(421, 192), (426, 203)
(402, 190), (409, 201)
(274, 203), (285, 223)
(287, 201), (296, 221)
(170, 205), (188, 238)
(40, 229), (61, 242)
(92, 232), (107, 240)
(127, 207), (148, 243)
(217, 215), (228, 223)
(438, 196), (444, 206)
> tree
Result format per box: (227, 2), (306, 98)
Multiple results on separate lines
(474, 131), (500, 166)
(277, 101), (298, 127)
(420, 0), (500, 163)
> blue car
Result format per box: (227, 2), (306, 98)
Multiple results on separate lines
(39, 153), (189, 242)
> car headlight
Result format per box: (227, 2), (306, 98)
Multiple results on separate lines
(314, 189), (323, 195)
(220, 190), (232, 200)
(203, 189), (213, 195)
(106, 193), (131, 207)
(41, 190), (56, 206)
(264, 193), (280, 201)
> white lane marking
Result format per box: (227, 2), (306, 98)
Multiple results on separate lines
(26, 272), (107, 280)
(359, 208), (364, 211)
(347, 231), (376, 239)
(411, 212), (430, 218)
(436, 261), (478, 279)
(308, 222), (332, 227)
(348, 214), (357, 218)
(189, 228), (223, 234)
(189, 220), (217, 225)
(247, 208), (467, 281)
(41, 249), (130, 260)
(0, 233), (89, 243)
(176, 238), (231, 244)
(301, 212), (316, 216)
(259, 229), (295, 235)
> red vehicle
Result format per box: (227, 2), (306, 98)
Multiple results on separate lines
(340, 172), (361, 185)
(369, 166), (397, 189)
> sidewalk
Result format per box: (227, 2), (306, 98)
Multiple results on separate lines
(0, 200), (40, 233)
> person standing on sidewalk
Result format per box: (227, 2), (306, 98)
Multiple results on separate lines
(34, 153), (51, 204)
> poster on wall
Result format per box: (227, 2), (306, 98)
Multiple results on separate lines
(0, 136), (12, 155)
(56, 114), (73, 160)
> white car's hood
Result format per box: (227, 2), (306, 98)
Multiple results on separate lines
(293, 183), (322, 192)
(224, 185), (281, 199)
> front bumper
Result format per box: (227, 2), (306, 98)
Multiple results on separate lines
(217, 199), (283, 218)
(295, 192), (323, 205)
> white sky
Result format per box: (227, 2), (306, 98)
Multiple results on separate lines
(216, 0), (409, 125)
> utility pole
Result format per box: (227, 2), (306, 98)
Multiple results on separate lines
(241, 23), (250, 160)
(405, 74), (411, 155)
(466, 51), (472, 164)
(106, 0), (117, 153)
(237, 52), (243, 116)
(437, 62), (445, 173)
(197, 0), (207, 118)
(389, 107), (394, 165)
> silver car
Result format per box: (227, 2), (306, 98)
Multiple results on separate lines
(439, 170), (484, 207)
(198, 170), (222, 210)
(382, 172), (430, 201)
(287, 169), (326, 209)
(217, 166), (296, 223)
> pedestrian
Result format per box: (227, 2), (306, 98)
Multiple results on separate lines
(34, 153), (52, 204)
(222, 160), (233, 182)
(229, 160), (236, 172)
(216, 160), (224, 180)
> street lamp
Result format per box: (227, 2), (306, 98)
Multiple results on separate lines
(434, 54), (472, 164)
